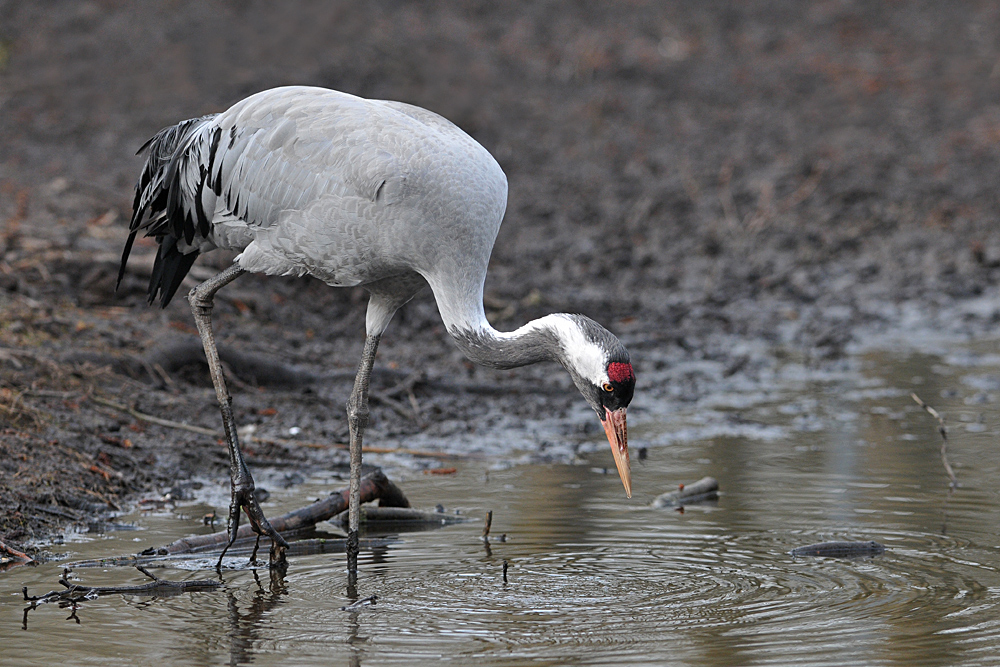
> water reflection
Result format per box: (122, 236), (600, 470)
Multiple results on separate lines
(223, 569), (288, 667)
(4, 342), (1000, 665)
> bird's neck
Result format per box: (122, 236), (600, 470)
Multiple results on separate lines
(448, 314), (566, 370)
(429, 276), (582, 371)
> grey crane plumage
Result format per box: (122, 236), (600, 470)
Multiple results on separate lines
(118, 86), (635, 571)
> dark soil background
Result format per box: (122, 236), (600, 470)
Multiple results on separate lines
(3, 1), (1000, 553)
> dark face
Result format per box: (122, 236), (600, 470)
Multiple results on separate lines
(598, 361), (635, 415)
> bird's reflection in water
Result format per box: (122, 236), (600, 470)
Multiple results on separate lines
(223, 539), (393, 667)
(226, 567), (288, 667)
(345, 606), (366, 667)
(343, 541), (393, 667)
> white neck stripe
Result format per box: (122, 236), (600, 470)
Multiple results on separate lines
(490, 314), (607, 385)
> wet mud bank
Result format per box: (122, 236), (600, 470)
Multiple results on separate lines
(4, 1), (1000, 554)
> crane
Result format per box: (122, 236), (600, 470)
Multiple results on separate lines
(117, 86), (635, 572)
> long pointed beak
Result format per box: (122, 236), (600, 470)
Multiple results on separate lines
(602, 407), (631, 498)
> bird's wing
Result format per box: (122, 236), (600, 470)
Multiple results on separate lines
(373, 99), (473, 145)
(121, 86), (504, 304)
(126, 115), (220, 248)
(212, 88), (405, 234)
(122, 89), (405, 296)
(127, 89), (402, 250)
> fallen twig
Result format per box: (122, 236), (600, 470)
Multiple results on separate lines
(90, 396), (219, 437)
(381, 373), (422, 399)
(0, 540), (36, 565)
(370, 392), (423, 424)
(23, 565), (221, 606)
(142, 338), (316, 387)
(777, 160), (827, 213)
(424, 467), (458, 474)
(911, 393), (958, 489)
(28, 502), (83, 522)
(652, 477), (720, 508)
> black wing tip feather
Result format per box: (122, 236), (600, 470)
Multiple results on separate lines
(121, 114), (221, 308)
(148, 235), (198, 308)
(157, 247), (199, 309)
(135, 135), (156, 156)
(116, 230), (138, 291)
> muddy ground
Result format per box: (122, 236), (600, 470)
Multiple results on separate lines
(3, 1), (1000, 555)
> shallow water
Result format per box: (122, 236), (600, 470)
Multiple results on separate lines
(5, 338), (1000, 666)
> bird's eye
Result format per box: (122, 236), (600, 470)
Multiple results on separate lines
(602, 382), (614, 392)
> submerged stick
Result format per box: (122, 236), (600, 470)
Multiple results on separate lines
(652, 477), (720, 508)
(340, 594), (377, 611)
(790, 541), (885, 558)
(911, 393), (958, 489)
(23, 565), (221, 605)
(152, 470), (409, 557)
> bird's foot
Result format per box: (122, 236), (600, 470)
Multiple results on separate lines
(241, 489), (289, 567)
(216, 484), (289, 570)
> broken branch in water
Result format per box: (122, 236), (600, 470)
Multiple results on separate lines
(479, 509), (505, 556)
(652, 476), (720, 508)
(0, 540), (36, 565)
(21, 565), (223, 629)
(64, 472), (407, 569)
(911, 393), (958, 490)
(790, 540), (885, 559)
(144, 469), (409, 558)
(68, 537), (398, 569)
(23, 565), (222, 605)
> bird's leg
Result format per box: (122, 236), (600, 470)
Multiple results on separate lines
(188, 264), (289, 569)
(346, 334), (381, 579)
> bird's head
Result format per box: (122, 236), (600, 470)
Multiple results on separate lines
(553, 315), (635, 498)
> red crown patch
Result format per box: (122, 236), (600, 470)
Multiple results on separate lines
(607, 362), (634, 384)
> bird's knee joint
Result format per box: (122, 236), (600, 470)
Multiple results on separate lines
(188, 287), (213, 311)
(347, 402), (369, 426)
(348, 406), (369, 422)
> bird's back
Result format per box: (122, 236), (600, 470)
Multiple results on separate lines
(121, 87), (508, 306)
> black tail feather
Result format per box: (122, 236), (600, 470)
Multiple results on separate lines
(118, 114), (219, 308)
(116, 230), (138, 291)
(148, 235), (200, 308)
